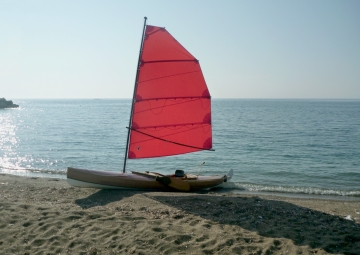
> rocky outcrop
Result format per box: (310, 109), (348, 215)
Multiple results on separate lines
(0, 98), (19, 109)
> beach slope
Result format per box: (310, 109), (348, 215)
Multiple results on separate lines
(1, 174), (359, 254)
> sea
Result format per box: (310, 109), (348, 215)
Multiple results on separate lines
(1, 99), (359, 199)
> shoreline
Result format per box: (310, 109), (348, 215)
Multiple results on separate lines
(230, 190), (360, 202)
(1, 173), (360, 254)
(1, 171), (359, 201)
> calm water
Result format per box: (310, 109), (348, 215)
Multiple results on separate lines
(1, 99), (359, 197)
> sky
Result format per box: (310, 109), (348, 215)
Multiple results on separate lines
(1, 0), (359, 99)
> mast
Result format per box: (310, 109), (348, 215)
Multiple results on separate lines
(123, 17), (147, 173)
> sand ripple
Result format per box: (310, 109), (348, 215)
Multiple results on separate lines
(1, 174), (359, 254)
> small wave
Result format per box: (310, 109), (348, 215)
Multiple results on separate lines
(0, 166), (67, 177)
(222, 182), (360, 197)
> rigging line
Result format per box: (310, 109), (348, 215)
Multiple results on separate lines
(127, 127), (214, 152)
(187, 161), (206, 176)
(196, 161), (205, 176)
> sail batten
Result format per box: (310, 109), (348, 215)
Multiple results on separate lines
(128, 23), (212, 159)
(136, 96), (210, 102)
(142, 59), (198, 64)
(138, 70), (202, 84)
(131, 121), (211, 130)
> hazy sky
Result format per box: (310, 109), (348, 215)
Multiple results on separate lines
(1, 0), (359, 99)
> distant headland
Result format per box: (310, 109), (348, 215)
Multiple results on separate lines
(0, 98), (19, 109)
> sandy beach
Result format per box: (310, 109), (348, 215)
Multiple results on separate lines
(0, 174), (359, 255)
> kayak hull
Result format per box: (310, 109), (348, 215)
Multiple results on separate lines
(67, 167), (231, 191)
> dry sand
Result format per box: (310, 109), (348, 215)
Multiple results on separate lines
(1, 173), (359, 255)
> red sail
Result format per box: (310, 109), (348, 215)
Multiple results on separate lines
(128, 25), (212, 159)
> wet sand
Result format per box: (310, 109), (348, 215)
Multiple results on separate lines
(1, 174), (359, 254)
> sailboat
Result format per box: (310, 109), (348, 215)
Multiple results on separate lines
(67, 17), (233, 191)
